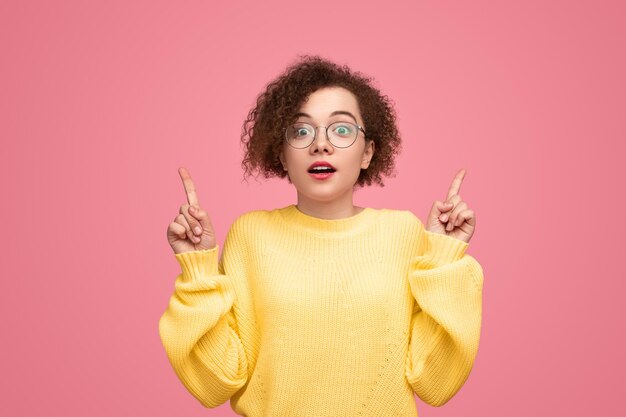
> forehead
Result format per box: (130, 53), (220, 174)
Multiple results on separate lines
(298, 87), (361, 119)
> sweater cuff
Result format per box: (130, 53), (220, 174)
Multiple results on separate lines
(423, 230), (469, 266)
(174, 245), (220, 282)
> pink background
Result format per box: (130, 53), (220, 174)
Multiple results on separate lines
(2, 1), (624, 416)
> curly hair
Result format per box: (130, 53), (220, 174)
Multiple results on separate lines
(240, 54), (402, 188)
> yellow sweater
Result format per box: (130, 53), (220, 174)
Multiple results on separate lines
(158, 204), (484, 416)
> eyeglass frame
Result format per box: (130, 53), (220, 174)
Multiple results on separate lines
(282, 121), (368, 149)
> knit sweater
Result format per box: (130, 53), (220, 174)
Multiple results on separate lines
(158, 204), (484, 416)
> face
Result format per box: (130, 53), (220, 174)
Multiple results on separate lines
(278, 86), (375, 204)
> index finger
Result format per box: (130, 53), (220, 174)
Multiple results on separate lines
(178, 167), (200, 207)
(446, 168), (466, 200)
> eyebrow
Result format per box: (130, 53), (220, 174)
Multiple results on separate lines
(294, 111), (358, 124)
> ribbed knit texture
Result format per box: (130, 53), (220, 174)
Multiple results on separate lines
(158, 204), (484, 416)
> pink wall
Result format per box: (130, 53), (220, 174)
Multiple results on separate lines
(2, 1), (624, 416)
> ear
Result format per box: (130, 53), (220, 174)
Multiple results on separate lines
(279, 151), (288, 171)
(361, 139), (375, 169)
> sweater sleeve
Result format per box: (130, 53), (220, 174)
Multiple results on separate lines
(404, 219), (484, 407)
(158, 216), (257, 408)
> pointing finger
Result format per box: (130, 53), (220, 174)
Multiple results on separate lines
(178, 167), (200, 208)
(446, 168), (466, 201)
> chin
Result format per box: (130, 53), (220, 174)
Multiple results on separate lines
(297, 185), (352, 202)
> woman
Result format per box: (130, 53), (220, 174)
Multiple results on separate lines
(159, 55), (483, 417)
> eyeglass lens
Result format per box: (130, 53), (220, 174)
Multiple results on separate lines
(285, 122), (359, 148)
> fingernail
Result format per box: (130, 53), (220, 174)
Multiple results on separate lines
(193, 236), (200, 243)
(190, 206), (197, 212)
(194, 226), (202, 235)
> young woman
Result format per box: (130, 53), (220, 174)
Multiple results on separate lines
(159, 55), (483, 417)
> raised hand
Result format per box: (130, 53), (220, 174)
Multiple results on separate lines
(425, 168), (476, 243)
(166, 167), (217, 254)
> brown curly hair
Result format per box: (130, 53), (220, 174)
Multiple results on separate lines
(240, 54), (402, 188)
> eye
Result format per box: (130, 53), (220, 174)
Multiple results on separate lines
(332, 123), (354, 137)
(290, 123), (314, 139)
(296, 128), (308, 136)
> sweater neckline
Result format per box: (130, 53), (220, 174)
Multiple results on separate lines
(278, 204), (380, 236)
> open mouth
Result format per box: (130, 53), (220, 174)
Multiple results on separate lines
(308, 166), (336, 179)
(307, 167), (336, 174)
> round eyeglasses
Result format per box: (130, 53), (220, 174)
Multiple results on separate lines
(284, 121), (367, 149)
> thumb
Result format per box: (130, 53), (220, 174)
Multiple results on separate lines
(432, 200), (453, 215)
(189, 206), (213, 231)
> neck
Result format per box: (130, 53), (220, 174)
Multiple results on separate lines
(295, 190), (362, 220)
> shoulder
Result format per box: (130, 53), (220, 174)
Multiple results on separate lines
(377, 207), (425, 232)
(233, 208), (272, 225)
(227, 208), (274, 236)
(220, 209), (269, 252)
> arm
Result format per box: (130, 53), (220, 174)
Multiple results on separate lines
(405, 221), (484, 407)
(158, 217), (256, 408)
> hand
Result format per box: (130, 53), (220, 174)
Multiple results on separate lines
(425, 168), (476, 244)
(166, 167), (217, 254)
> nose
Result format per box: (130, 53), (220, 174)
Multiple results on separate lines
(310, 126), (333, 153)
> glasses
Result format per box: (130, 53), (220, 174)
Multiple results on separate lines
(284, 121), (367, 149)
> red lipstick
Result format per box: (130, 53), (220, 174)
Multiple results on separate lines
(307, 161), (336, 180)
